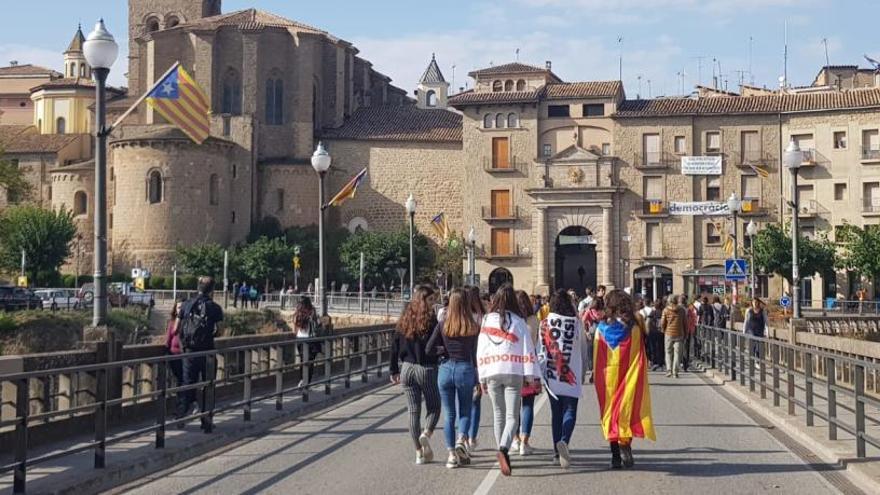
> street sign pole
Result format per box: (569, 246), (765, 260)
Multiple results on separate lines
(359, 251), (365, 311)
(223, 249), (229, 308)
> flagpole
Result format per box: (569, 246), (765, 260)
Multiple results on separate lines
(106, 61), (181, 134)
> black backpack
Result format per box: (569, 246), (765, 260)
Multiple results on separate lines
(181, 298), (212, 350)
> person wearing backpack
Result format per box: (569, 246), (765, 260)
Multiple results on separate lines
(175, 276), (224, 428)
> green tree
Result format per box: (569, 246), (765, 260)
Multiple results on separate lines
(175, 243), (227, 279)
(338, 229), (433, 289)
(432, 234), (465, 288)
(236, 236), (295, 292)
(0, 147), (32, 203)
(836, 224), (880, 283)
(752, 223), (836, 284)
(0, 205), (76, 285)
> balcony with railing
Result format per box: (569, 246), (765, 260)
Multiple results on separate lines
(536, 159), (617, 189)
(485, 244), (530, 260)
(798, 199), (827, 218)
(740, 198), (767, 217)
(635, 151), (675, 170)
(863, 197), (880, 216)
(483, 156), (526, 174)
(481, 205), (520, 222)
(736, 150), (774, 170)
(636, 199), (669, 218)
(861, 147), (880, 164)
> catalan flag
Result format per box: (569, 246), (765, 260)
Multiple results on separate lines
(146, 63), (210, 144)
(723, 222), (737, 256)
(748, 162), (770, 178)
(325, 167), (367, 208)
(431, 212), (450, 240)
(593, 318), (655, 442)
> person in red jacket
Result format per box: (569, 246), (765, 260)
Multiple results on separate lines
(164, 300), (184, 385)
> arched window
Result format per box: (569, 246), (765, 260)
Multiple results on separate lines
(265, 75), (284, 125)
(492, 80), (503, 92)
(495, 113), (505, 129)
(166, 15), (180, 28)
(68, 63), (74, 78)
(426, 90), (437, 107)
(507, 113), (519, 128)
(73, 191), (87, 216)
(209, 174), (219, 205)
(504, 80), (514, 91)
(483, 114), (493, 129)
(56, 117), (66, 135)
(147, 170), (162, 204)
(516, 79), (526, 91)
(79, 64), (86, 77)
(145, 17), (160, 33)
(221, 68), (241, 115)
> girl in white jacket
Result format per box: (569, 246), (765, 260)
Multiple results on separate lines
(477, 285), (540, 477)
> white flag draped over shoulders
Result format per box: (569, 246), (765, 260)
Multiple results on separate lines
(537, 313), (589, 399)
(477, 311), (540, 381)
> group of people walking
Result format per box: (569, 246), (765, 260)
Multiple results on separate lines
(390, 283), (655, 475)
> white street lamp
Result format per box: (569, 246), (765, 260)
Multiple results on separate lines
(727, 192), (742, 332)
(83, 19), (118, 328)
(405, 194), (416, 293)
(747, 220), (759, 299)
(311, 142), (332, 316)
(784, 139), (804, 319)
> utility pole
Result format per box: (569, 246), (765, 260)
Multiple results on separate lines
(617, 36), (624, 81)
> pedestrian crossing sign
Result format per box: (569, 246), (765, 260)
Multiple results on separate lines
(725, 258), (748, 281)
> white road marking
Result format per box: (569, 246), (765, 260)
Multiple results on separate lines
(472, 393), (549, 495)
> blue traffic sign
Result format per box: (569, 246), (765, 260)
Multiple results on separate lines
(724, 258), (748, 281)
(780, 296), (791, 308)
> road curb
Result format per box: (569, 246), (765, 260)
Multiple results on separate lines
(703, 368), (880, 494)
(44, 376), (390, 495)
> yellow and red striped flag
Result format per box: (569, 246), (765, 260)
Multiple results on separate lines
(146, 64), (211, 144)
(431, 212), (450, 240)
(593, 318), (655, 442)
(325, 168), (368, 208)
(748, 163), (770, 178)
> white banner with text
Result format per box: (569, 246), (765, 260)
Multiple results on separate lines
(668, 201), (731, 216)
(681, 156), (722, 175)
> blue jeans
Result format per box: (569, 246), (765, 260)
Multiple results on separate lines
(550, 394), (579, 451)
(469, 385), (481, 440)
(520, 394), (535, 436)
(437, 360), (476, 450)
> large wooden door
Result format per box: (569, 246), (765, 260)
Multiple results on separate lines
(491, 228), (511, 255)
(491, 190), (510, 218)
(492, 137), (510, 169)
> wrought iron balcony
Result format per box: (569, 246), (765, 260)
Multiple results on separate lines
(862, 197), (880, 215)
(740, 198), (766, 217)
(483, 156), (525, 173)
(636, 199), (669, 218)
(485, 244), (530, 260)
(635, 151), (675, 170)
(861, 147), (880, 163)
(481, 205), (520, 222)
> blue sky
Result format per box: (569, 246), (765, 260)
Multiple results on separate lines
(2, 0), (878, 97)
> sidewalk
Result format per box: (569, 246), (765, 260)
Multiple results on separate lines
(0, 369), (390, 495)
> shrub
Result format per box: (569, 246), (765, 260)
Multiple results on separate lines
(180, 275), (198, 290)
(150, 276), (165, 290)
(61, 274), (76, 288)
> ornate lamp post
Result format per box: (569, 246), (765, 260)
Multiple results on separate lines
(467, 227), (476, 286)
(83, 19), (118, 327)
(746, 220), (759, 299)
(311, 142), (332, 316)
(783, 139), (805, 319)
(405, 194), (416, 294)
(727, 192), (742, 332)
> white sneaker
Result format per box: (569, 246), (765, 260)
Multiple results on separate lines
(415, 450), (426, 465)
(446, 452), (459, 469)
(519, 442), (534, 456)
(455, 442), (470, 465)
(468, 437), (479, 452)
(510, 437), (521, 453)
(419, 433), (433, 463)
(556, 441), (571, 469)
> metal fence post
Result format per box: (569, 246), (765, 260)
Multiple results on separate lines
(805, 351), (814, 427)
(94, 366), (108, 469)
(827, 356), (838, 441)
(772, 343), (780, 407)
(855, 364), (866, 458)
(302, 344), (311, 403)
(272, 346), (283, 411)
(759, 342), (767, 399)
(324, 337), (332, 395)
(710, 327), (716, 369)
(155, 361), (167, 448)
(786, 347), (795, 415)
(343, 336), (351, 389)
(361, 335), (368, 383)
(204, 354), (216, 433)
(13, 378), (28, 494)
(739, 334), (746, 386)
(748, 335), (756, 393)
(376, 334), (383, 377)
(243, 350), (252, 421)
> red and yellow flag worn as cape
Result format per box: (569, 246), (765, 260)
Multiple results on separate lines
(593, 317), (656, 442)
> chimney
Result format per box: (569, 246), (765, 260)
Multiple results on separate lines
(545, 60), (552, 70)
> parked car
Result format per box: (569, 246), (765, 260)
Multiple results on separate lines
(0, 286), (43, 311)
(34, 289), (81, 310)
(77, 282), (155, 308)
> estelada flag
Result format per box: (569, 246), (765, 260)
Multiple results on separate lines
(326, 167), (367, 208)
(431, 212), (450, 240)
(146, 63), (211, 144)
(748, 162), (770, 178)
(593, 318), (655, 442)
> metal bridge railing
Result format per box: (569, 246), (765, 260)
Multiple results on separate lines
(696, 325), (880, 461)
(0, 327), (395, 494)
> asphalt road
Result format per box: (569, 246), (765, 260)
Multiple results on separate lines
(122, 372), (848, 495)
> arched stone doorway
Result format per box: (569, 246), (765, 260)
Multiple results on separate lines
(554, 226), (597, 297)
(633, 265), (673, 302)
(488, 268), (514, 294)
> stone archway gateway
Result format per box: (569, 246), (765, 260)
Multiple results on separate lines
(488, 268), (514, 294)
(554, 226), (597, 297)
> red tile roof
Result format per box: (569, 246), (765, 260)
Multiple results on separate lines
(468, 62), (549, 77)
(0, 126), (81, 153)
(449, 81), (622, 106)
(322, 105), (462, 143)
(615, 88), (880, 117)
(178, 8), (328, 36)
(0, 64), (61, 78)
(448, 88), (542, 106)
(544, 81), (623, 99)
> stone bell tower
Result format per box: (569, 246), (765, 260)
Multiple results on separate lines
(416, 54), (449, 109)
